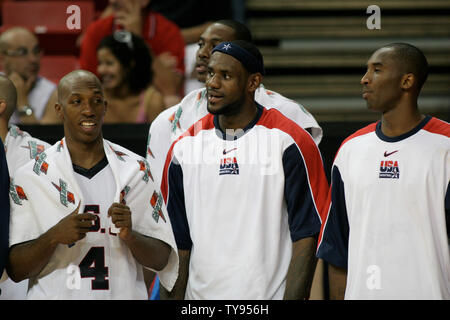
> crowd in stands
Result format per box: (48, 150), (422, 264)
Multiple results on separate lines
(0, 0), (239, 125)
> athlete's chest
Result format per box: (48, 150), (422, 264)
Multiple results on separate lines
(340, 137), (441, 191)
(74, 166), (118, 241)
(176, 129), (287, 178)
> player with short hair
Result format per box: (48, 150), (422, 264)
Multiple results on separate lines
(0, 74), (51, 299)
(162, 40), (328, 299)
(316, 43), (450, 299)
(0, 75), (51, 173)
(7, 70), (178, 299)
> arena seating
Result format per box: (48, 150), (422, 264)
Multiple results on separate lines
(246, 0), (450, 122)
(1, 1), (95, 55)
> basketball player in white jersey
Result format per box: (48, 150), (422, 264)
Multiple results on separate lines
(0, 74), (51, 299)
(162, 40), (329, 299)
(317, 43), (450, 299)
(6, 70), (178, 299)
(147, 20), (322, 190)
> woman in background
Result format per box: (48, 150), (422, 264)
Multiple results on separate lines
(97, 30), (166, 123)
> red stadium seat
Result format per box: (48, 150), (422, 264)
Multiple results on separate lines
(40, 55), (79, 84)
(1, 1), (95, 55)
(2, 1), (95, 33)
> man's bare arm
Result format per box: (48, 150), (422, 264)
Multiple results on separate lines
(284, 236), (318, 300)
(108, 202), (171, 271)
(122, 231), (171, 271)
(7, 205), (95, 282)
(328, 263), (347, 300)
(160, 249), (190, 300)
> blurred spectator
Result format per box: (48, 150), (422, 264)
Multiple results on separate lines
(44, 31), (167, 124)
(149, 0), (233, 44)
(0, 27), (58, 125)
(98, 31), (166, 123)
(149, 0), (235, 94)
(79, 0), (185, 107)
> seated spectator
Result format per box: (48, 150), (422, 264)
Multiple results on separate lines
(150, 0), (236, 95)
(44, 31), (167, 124)
(98, 30), (166, 123)
(149, 0), (234, 94)
(79, 0), (185, 107)
(0, 27), (57, 125)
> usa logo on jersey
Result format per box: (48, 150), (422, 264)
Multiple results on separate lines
(219, 157), (239, 175)
(379, 160), (400, 179)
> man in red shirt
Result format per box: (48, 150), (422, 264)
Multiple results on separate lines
(79, 0), (185, 106)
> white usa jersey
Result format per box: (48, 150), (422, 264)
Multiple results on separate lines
(4, 125), (51, 175)
(147, 86), (322, 190)
(9, 139), (179, 299)
(161, 104), (328, 299)
(1, 125), (50, 300)
(317, 116), (450, 299)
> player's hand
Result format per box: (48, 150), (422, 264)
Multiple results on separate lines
(48, 202), (97, 245)
(108, 202), (133, 241)
(114, 0), (142, 36)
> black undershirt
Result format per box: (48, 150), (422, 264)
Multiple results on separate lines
(72, 156), (108, 179)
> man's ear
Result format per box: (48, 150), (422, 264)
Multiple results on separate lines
(401, 73), (415, 90)
(0, 100), (6, 116)
(247, 73), (262, 93)
(54, 102), (64, 121)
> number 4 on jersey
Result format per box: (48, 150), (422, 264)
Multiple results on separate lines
(79, 247), (109, 290)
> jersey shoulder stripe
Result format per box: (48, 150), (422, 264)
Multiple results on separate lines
(334, 122), (378, 161)
(161, 113), (215, 203)
(257, 107), (316, 148)
(341, 122), (377, 147)
(422, 117), (450, 138)
(257, 107), (328, 222)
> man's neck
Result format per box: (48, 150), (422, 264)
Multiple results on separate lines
(0, 121), (9, 143)
(66, 137), (106, 170)
(381, 100), (424, 137)
(218, 101), (259, 133)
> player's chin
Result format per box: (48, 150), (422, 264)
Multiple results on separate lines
(75, 129), (102, 144)
(366, 101), (380, 112)
(206, 102), (223, 115)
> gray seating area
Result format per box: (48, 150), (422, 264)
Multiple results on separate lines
(246, 0), (450, 122)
